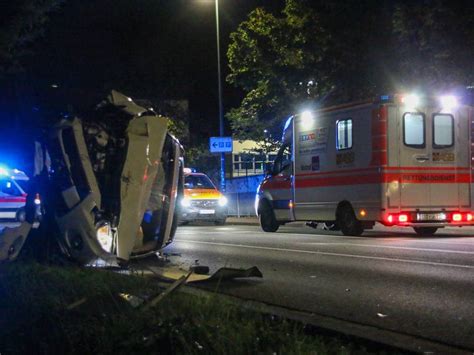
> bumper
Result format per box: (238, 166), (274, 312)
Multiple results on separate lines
(179, 207), (227, 222)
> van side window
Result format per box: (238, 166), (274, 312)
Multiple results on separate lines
(433, 114), (454, 148)
(336, 119), (352, 150)
(403, 113), (425, 148)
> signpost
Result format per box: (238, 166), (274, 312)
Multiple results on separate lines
(209, 137), (233, 153)
(209, 137), (232, 192)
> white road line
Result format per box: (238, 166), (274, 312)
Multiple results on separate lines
(301, 242), (474, 255)
(174, 239), (474, 270)
(279, 231), (474, 246)
(178, 229), (474, 247)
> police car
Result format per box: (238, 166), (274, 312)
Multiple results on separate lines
(0, 167), (40, 221)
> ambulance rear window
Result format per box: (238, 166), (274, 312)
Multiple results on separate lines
(433, 114), (454, 148)
(403, 113), (425, 148)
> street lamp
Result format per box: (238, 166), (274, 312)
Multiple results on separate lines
(196, 0), (225, 191)
(214, 0), (226, 192)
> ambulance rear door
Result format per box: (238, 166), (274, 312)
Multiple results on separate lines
(398, 105), (470, 209)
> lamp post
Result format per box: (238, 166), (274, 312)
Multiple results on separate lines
(215, 0), (226, 192)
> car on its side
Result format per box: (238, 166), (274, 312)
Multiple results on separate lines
(179, 170), (227, 225)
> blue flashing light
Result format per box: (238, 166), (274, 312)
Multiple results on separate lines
(380, 95), (390, 101)
(283, 116), (293, 131)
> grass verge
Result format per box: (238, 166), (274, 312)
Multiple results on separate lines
(0, 262), (398, 354)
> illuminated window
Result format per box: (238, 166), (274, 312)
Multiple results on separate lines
(403, 113), (425, 148)
(433, 114), (454, 148)
(336, 119), (352, 150)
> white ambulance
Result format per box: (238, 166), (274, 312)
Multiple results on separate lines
(0, 168), (31, 221)
(256, 94), (474, 236)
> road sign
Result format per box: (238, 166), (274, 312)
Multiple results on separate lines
(209, 137), (233, 153)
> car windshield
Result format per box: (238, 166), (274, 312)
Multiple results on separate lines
(184, 175), (215, 189)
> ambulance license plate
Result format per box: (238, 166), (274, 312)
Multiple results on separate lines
(416, 213), (446, 221)
(199, 209), (215, 215)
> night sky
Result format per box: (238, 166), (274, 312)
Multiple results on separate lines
(24, 0), (285, 139)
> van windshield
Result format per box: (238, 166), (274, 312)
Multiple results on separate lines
(184, 175), (215, 189)
(0, 178), (22, 196)
(14, 179), (29, 192)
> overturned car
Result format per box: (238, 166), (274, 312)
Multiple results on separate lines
(0, 91), (184, 265)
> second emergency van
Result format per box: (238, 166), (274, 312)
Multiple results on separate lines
(256, 94), (474, 236)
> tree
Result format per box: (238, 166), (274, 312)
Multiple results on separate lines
(227, 0), (474, 142)
(393, 0), (474, 91)
(226, 0), (330, 141)
(0, 0), (65, 75)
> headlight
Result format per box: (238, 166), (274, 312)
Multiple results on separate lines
(218, 196), (228, 207)
(96, 222), (113, 253)
(181, 197), (191, 207)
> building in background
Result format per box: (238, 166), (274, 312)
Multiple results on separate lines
(231, 140), (278, 177)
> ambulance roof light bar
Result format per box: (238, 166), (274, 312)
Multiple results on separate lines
(401, 94), (420, 109)
(440, 95), (458, 110)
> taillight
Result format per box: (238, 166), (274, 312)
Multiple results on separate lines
(451, 212), (473, 223)
(398, 214), (409, 223)
(386, 213), (410, 225)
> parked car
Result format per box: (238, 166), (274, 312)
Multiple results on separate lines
(179, 169), (227, 225)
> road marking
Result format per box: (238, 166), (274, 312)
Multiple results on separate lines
(178, 228), (474, 247)
(300, 242), (474, 255)
(174, 239), (474, 270)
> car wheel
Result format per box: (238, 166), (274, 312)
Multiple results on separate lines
(259, 201), (279, 232)
(337, 205), (363, 236)
(16, 208), (26, 222)
(413, 227), (438, 236)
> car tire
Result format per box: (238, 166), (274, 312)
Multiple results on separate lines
(413, 227), (438, 236)
(338, 205), (363, 236)
(16, 208), (26, 223)
(259, 201), (279, 232)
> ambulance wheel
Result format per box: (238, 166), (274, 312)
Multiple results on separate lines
(413, 227), (438, 236)
(259, 201), (279, 232)
(337, 205), (363, 236)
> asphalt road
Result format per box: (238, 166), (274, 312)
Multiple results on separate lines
(163, 223), (474, 351)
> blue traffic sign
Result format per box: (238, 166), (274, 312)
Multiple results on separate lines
(209, 137), (233, 153)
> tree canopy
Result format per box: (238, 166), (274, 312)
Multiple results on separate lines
(0, 0), (64, 75)
(227, 0), (474, 141)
